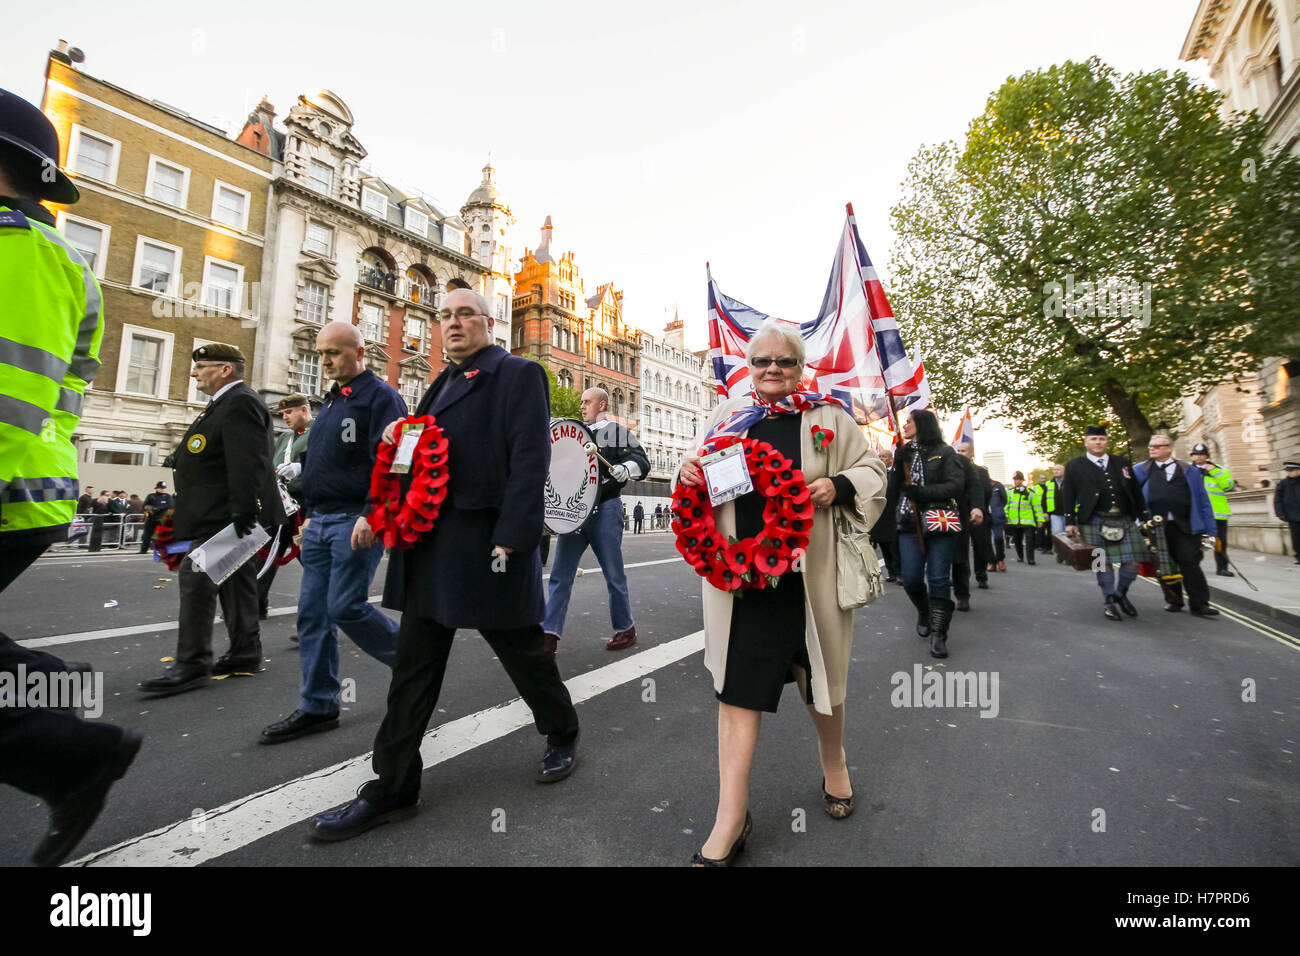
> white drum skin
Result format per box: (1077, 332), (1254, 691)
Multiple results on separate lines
(546, 418), (598, 534)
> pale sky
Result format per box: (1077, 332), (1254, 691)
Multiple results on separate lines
(5, 0), (1212, 468)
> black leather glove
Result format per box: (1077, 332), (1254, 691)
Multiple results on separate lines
(232, 512), (257, 538)
(161, 454), (176, 469)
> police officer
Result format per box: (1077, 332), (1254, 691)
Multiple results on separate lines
(1005, 472), (1042, 565)
(139, 481), (173, 553)
(543, 387), (650, 653)
(1274, 461), (1300, 565)
(1190, 443), (1235, 577)
(257, 393), (312, 627)
(0, 87), (141, 866)
(1033, 466), (1063, 555)
(139, 344), (285, 695)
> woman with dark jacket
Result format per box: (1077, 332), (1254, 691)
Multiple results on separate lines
(886, 410), (964, 657)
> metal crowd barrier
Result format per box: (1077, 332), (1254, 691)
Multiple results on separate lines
(52, 513), (147, 553)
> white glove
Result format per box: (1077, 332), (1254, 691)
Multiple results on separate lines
(608, 463), (632, 483)
(276, 462), (302, 480)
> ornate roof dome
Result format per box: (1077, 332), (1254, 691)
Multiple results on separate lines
(465, 162), (502, 206)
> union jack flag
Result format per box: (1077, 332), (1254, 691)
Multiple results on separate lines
(707, 204), (925, 425)
(952, 407), (974, 448)
(923, 508), (962, 533)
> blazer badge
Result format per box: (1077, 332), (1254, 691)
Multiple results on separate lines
(187, 434), (207, 454)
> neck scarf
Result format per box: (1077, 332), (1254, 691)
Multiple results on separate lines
(699, 389), (846, 455)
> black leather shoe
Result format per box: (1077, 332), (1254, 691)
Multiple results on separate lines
(976, 579), (989, 589)
(308, 796), (418, 842)
(1103, 601), (1122, 621)
(955, 596), (970, 612)
(260, 709), (340, 744)
(1216, 569), (1234, 577)
(139, 665), (210, 696)
(1164, 603), (1184, 612)
(1190, 606), (1221, 618)
(32, 730), (143, 866)
(691, 812), (752, 866)
(213, 654), (261, 678)
(537, 733), (579, 783)
(1116, 594), (1138, 617)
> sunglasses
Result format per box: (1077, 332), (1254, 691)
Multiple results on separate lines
(751, 357), (800, 369)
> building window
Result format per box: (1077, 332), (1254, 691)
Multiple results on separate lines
(302, 280), (328, 324)
(68, 126), (120, 183)
(304, 221), (333, 256)
(406, 269), (431, 304)
(56, 214), (110, 278)
(400, 372), (424, 410)
(559, 291), (575, 311)
(442, 225), (463, 252)
(145, 156), (190, 208)
(513, 325), (524, 348)
(82, 441), (151, 466)
(404, 207), (429, 237)
(308, 160), (334, 195)
(404, 315), (427, 352)
(132, 237), (182, 295)
(212, 182), (251, 230)
(359, 303), (384, 342)
(361, 187), (388, 218)
(293, 346), (321, 396)
(115, 325), (174, 399)
(201, 258), (243, 312)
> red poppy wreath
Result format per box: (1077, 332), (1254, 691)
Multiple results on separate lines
(671, 437), (814, 592)
(366, 415), (450, 550)
(149, 508), (186, 571)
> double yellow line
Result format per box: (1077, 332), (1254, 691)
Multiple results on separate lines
(1136, 577), (1300, 651)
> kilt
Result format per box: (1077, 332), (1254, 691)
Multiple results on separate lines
(1144, 524), (1178, 579)
(1079, 515), (1150, 567)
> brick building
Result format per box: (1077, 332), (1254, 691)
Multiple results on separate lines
(40, 47), (273, 479)
(510, 217), (639, 424)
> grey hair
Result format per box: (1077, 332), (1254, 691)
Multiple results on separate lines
(583, 386), (610, 410)
(745, 319), (805, 365)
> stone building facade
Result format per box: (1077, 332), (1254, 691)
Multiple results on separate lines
(1181, 0), (1300, 552)
(236, 92), (496, 411)
(638, 312), (716, 482)
(510, 218), (639, 424)
(40, 50), (273, 481)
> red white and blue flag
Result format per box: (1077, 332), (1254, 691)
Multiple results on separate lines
(706, 204), (925, 425)
(923, 508), (962, 533)
(952, 407), (974, 448)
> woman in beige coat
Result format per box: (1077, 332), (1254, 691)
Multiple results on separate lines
(677, 320), (886, 865)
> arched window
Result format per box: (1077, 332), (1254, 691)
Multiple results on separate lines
(405, 267), (432, 304)
(655, 373), (662, 394)
(613, 390), (624, 418)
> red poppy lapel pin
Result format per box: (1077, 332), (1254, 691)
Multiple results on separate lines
(341, 386), (353, 398)
(464, 369), (480, 380)
(811, 424), (835, 453)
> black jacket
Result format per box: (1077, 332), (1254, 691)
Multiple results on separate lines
(170, 381), (285, 540)
(1058, 454), (1145, 525)
(382, 345), (549, 629)
(885, 442), (964, 535)
(300, 369), (406, 514)
(1274, 476), (1300, 522)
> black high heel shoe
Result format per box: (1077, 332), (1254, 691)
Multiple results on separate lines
(822, 776), (856, 819)
(691, 812), (753, 866)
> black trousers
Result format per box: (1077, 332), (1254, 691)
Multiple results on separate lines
(1007, 526), (1035, 562)
(0, 537), (50, 595)
(634, 518), (643, 533)
(1290, 521), (1300, 561)
(1165, 522), (1211, 609)
(139, 511), (163, 552)
(1214, 518), (1230, 572)
(1036, 524), (1052, 552)
(364, 612), (580, 807)
(878, 539), (900, 577)
(990, 525), (1006, 563)
(0, 634), (127, 803)
(176, 539), (262, 672)
(951, 560), (970, 599)
(970, 522), (991, 581)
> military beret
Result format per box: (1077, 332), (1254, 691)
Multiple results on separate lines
(277, 393), (310, 410)
(1085, 425), (1108, 436)
(192, 343), (244, 362)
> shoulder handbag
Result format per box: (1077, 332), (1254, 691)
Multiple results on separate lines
(834, 504), (885, 610)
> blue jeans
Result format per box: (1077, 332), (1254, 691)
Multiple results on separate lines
(297, 513), (399, 715)
(543, 502), (633, 636)
(1050, 515), (1066, 535)
(899, 532), (956, 600)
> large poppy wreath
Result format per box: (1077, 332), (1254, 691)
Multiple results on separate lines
(671, 437), (814, 592)
(366, 415), (450, 550)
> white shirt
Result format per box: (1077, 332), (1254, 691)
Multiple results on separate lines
(207, 381), (240, 405)
(1087, 452), (1109, 470)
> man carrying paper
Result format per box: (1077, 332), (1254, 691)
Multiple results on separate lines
(139, 344), (285, 696)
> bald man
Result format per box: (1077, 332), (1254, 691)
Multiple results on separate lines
(259, 321), (408, 743)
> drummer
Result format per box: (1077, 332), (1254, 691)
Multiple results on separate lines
(542, 388), (651, 654)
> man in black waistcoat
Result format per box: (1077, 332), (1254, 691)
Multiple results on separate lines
(138, 344), (285, 695)
(309, 289), (580, 843)
(1060, 424), (1148, 622)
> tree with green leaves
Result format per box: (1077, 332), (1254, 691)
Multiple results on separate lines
(890, 57), (1300, 460)
(525, 356), (582, 418)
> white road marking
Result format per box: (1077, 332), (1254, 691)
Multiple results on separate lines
(70, 630), (706, 867)
(19, 558), (686, 649)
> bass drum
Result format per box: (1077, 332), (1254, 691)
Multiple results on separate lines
(545, 418), (599, 534)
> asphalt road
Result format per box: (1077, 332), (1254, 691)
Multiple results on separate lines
(2, 533), (1297, 867)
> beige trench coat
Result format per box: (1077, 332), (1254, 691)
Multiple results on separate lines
(678, 396), (887, 715)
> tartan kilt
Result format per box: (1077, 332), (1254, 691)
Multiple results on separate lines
(1144, 524), (1177, 578)
(1079, 515), (1151, 567)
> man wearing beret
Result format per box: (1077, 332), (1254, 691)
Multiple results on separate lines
(139, 344), (285, 695)
(256, 393), (312, 631)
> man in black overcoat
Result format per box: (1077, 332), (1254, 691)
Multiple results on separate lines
(952, 441), (992, 608)
(139, 344), (285, 695)
(309, 289), (580, 842)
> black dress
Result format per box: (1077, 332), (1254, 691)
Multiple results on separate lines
(716, 414), (856, 713)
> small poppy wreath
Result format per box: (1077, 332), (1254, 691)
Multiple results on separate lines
(255, 510), (304, 569)
(366, 415), (450, 550)
(150, 508), (186, 571)
(811, 424), (835, 453)
(671, 437), (813, 592)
